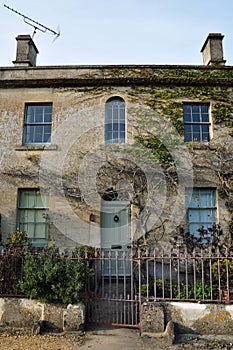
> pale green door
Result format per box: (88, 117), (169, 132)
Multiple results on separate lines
(101, 201), (131, 275)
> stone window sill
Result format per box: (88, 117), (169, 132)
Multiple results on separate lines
(15, 144), (58, 151)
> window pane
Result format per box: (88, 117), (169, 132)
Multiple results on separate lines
(113, 109), (119, 120)
(202, 113), (209, 123)
(44, 113), (52, 123)
(113, 123), (118, 131)
(183, 104), (191, 113)
(24, 126), (34, 144)
(44, 125), (51, 134)
(35, 224), (47, 239)
(106, 124), (112, 132)
(120, 123), (125, 131)
(20, 191), (35, 208)
(183, 113), (191, 122)
(35, 133), (42, 143)
(120, 132), (125, 141)
(192, 133), (200, 141)
(184, 124), (191, 132)
(201, 105), (209, 113)
(202, 133), (209, 141)
(105, 131), (112, 141)
(113, 131), (119, 140)
(25, 223), (35, 238)
(35, 210), (47, 222)
(24, 209), (35, 222)
(192, 105), (200, 113)
(184, 134), (192, 142)
(43, 133), (51, 143)
(192, 113), (200, 123)
(192, 124), (200, 132)
(120, 109), (125, 120)
(202, 124), (209, 132)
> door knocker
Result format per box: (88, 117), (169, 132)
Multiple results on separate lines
(114, 215), (119, 222)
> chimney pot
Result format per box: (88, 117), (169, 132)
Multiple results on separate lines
(201, 33), (226, 66)
(13, 35), (39, 67)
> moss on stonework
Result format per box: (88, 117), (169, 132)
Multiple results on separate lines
(134, 134), (175, 166)
(212, 103), (233, 126)
(100, 67), (233, 82)
(129, 86), (233, 135)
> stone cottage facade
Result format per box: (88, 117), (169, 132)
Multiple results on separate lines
(0, 33), (233, 253)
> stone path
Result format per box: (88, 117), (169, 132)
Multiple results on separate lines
(79, 325), (143, 350)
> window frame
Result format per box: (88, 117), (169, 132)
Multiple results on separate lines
(23, 103), (52, 145)
(186, 188), (217, 237)
(105, 97), (126, 144)
(183, 103), (210, 142)
(17, 189), (49, 245)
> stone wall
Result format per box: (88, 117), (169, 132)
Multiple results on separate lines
(2, 298), (233, 336)
(0, 71), (233, 250)
(141, 301), (233, 335)
(0, 298), (85, 333)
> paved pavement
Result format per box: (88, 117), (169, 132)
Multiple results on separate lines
(79, 325), (143, 350)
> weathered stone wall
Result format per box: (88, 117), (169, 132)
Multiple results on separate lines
(2, 298), (233, 336)
(0, 298), (85, 333)
(141, 301), (233, 335)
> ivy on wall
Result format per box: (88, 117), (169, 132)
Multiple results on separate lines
(129, 86), (233, 136)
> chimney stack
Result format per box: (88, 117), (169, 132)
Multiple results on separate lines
(13, 35), (39, 67)
(201, 33), (226, 66)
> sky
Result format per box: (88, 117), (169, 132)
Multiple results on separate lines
(0, 0), (233, 67)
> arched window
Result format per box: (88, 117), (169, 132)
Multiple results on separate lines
(105, 97), (125, 144)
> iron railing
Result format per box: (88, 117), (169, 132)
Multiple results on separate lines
(1, 247), (233, 302)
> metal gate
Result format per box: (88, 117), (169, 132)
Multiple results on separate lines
(85, 250), (140, 328)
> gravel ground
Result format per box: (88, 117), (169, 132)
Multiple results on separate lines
(143, 334), (233, 350)
(0, 332), (85, 350)
(1, 331), (233, 350)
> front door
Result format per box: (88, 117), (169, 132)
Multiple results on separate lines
(101, 201), (131, 275)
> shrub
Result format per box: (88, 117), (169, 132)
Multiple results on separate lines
(175, 281), (218, 300)
(212, 258), (233, 289)
(141, 279), (218, 300)
(19, 247), (90, 304)
(4, 229), (31, 249)
(141, 279), (173, 298)
(0, 229), (30, 295)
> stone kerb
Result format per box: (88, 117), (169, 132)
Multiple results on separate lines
(0, 298), (85, 333)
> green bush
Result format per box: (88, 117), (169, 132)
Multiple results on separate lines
(141, 279), (218, 300)
(141, 279), (172, 298)
(4, 229), (31, 249)
(212, 258), (233, 288)
(19, 248), (90, 304)
(175, 281), (218, 300)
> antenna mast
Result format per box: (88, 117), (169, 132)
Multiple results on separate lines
(4, 4), (60, 40)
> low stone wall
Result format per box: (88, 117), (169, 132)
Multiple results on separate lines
(0, 298), (85, 333)
(141, 301), (233, 335)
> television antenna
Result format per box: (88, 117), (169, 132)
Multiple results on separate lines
(4, 4), (60, 40)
